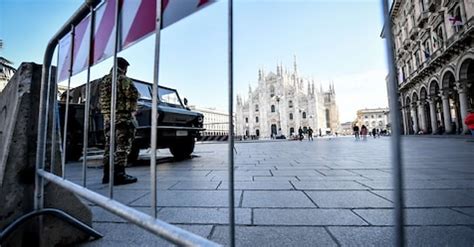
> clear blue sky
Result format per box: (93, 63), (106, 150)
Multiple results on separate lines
(0, 0), (389, 122)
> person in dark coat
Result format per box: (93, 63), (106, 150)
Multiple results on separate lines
(298, 127), (304, 141)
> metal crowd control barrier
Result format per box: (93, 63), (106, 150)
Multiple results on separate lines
(31, 0), (227, 245)
(25, 0), (405, 246)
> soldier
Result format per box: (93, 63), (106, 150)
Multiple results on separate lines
(99, 57), (139, 185)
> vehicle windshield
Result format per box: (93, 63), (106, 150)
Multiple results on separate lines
(133, 81), (183, 107)
(159, 87), (183, 107)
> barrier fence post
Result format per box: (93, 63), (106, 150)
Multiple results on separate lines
(150, 0), (163, 218)
(228, 0), (236, 246)
(381, 0), (406, 246)
(82, 7), (95, 188)
(109, 0), (121, 198)
(61, 25), (75, 179)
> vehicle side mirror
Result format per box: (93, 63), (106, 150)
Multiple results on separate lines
(183, 98), (188, 106)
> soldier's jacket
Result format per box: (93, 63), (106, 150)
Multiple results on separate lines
(99, 71), (139, 123)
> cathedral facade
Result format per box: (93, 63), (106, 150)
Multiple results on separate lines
(236, 59), (339, 139)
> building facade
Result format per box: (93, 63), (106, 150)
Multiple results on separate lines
(386, 0), (474, 134)
(189, 106), (230, 136)
(236, 58), (340, 139)
(0, 57), (16, 92)
(356, 108), (390, 131)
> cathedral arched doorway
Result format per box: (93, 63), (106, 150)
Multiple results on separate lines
(458, 58), (474, 111)
(420, 87), (431, 133)
(442, 71), (461, 133)
(256, 129), (260, 137)
(289, 127), (295, 136)
(271, 124), (277, 137)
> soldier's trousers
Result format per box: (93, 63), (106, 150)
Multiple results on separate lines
(103, 120), (135, 171)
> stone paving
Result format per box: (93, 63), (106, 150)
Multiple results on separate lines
(66, 136), (474, 246)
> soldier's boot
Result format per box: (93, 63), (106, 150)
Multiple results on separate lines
(114, 165), (138, 186)
(102, 162), (110, 184)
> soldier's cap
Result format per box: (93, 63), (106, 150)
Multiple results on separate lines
(117, 57), (130, 69)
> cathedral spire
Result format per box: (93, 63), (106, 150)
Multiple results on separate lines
(293, 55), (298, 76)
(258, 68), (262, 81)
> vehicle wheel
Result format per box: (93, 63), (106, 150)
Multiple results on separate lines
(169, 138), (195, 160)
(127, 144), (140, 165)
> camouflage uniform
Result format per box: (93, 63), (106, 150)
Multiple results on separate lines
(100, 71), (139, 169)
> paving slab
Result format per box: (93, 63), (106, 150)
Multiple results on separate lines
(406, 226), (474, 247)
(354, 208), (474, 226)
(292, 181), (369, 190)
(373, 190), (474, 207)
(157, 207), (251, 224)
(306, 191), (393, 208)
(217, 181), (294, 190)
(168, 181), (221, 190)
(253, 209), (368, 225)
(130, 190), (242, 207)
(210, 226), (337, 246)
(328, 226), (395, 246)
(242, 191), (316, 208)
(81, 223), (213, 246)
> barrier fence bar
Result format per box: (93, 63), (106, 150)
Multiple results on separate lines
(37, 170), (219, 246)
(380, 0), (406, 246)
(82, 6), (95, 188)
(109, 0), (121, 198)
(50, 66), (58, 175)
(227, 0), (236, 246)
(61, 25), (75, 179)
(150, 0), (163, 218)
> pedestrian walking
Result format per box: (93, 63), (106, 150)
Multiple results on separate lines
(298, 127), (304, 141)
(464, 109), (474, 136)
(361, 125), (368, 141)
(372, 128), (376, 139)
(353, 125), (360, 140)
(100, 57), (139, 185)
(308, 127), (314, 141)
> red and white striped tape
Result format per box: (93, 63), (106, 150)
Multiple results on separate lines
(57, 0), (214, 82)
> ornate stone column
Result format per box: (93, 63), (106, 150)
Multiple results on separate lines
(417, 100), (427, 132)
(427, 97), (438, 134)
(456, 81), (469, 133)
(401, 105), (408, 135)
(441, 90), (453, 133)
(411, 103), (419, 133)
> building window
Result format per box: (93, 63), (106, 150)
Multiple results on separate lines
(435, 25), (444, 49)
(289, 113), (293, 120)
(270, 86), (275, 97)
(423, 39), (431, 59)
(271, 105), (275, 112)
(245, 117), (248, 123)
(414, 52), (419, 69)
(378, 115), (382, 118)
(371, 115), (374, 118)
(288, 100), (293, 108)
(255, 104), (259, 112)
(302, 112), (306, 119)
(255, 117), (259, 123)
(365, 116), (368, 119)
